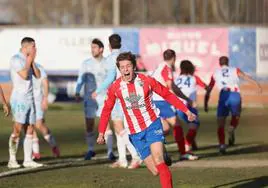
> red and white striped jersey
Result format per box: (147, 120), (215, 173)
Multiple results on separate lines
(151, 62), (173, 101)
(98, 73), (188, 135)
(209, 66), (241, 92)
(174, 74), (206, 103)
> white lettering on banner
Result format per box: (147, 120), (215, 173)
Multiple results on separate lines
(167, 31), (202, 40)
(145, 40), (220, 57)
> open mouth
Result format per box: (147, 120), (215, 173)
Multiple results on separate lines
(124, 73), (130, 76)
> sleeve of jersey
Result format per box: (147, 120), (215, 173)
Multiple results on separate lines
(11, 58), (24, 72)
(194, 75), (206, 88)
(148, 76), (188, 113)
(208, 76), (215, 88)
(95, 63), (116, 94)
(75, 64), (84, 95)
(161, 67), (173, 82)
(98, 85), (117, 134)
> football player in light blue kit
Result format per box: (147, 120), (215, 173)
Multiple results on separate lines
(205, 56), (262, 154)
(31, 63), (60, 159)
(75, 38), (116, 160)
(8, 37), (43, 168)
(94, 34), (141, 169)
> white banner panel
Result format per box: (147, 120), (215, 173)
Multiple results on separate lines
(256, 28), (268, 76)
(0, 28), (113, 72)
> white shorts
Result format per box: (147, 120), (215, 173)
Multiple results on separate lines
(10, 98), (36, 125)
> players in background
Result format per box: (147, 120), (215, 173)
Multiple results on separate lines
(8, 37), (43, 168)
(75, 38), (115, 160)
(136, 54), (147, 72)
(205, 56), (262, 154)
(31, 63), (60, 159)
(92, 34), (141, 168)
(151, 49), (198, 161)
(174, 60), (208, 152)
(0, 84), (10, 116)
(97, 52), (196, 188)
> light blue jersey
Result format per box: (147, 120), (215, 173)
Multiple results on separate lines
(10, 52), (36, 124)
(95, 49), (120, 94)
(96, 49), (123, 120)
(76, 56), (116, 118)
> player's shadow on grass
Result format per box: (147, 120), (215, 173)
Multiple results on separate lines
(199, 143), (268, 159)
(0, 158), (116, 179)
(213, 176), (268, 188)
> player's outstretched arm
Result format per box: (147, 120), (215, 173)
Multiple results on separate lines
(171, 81), (192, 105)
(204, 76), (215, 112)
(0, 85), (10, 116)
(238, 70), (262, 94)
(75, 63), (86, 102)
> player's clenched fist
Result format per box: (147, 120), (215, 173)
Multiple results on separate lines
(185, 110), (196, 122)
(96, 133), (105, 145)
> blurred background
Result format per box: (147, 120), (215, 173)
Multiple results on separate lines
(0, 0), (267, 105)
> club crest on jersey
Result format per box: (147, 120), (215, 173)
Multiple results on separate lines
(137, 80), (144, 87)
(125, 92), (142, 109)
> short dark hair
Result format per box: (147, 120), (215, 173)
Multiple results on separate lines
(219, 56), (229, 66)
(92, 38), (104, 48)
(116, 52), (136, 69)
(21, 37), (35, 45)
(180, 60), (195, 75)
(109, 34), (121, 49)
(163, 49), (176, 61)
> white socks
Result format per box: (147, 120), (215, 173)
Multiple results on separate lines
(44, 134), (57, 148)
(9, 134), (19, 162)
(116, 133), (127, 163)
(24, 134), (33, 162)
(32, 138), (40, 154)
(86, 131), (95, 152)
(117, 130), (140, 162)
(104, 130), (113, 155)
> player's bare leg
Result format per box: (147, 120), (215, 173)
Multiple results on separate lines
(160, 118), (172, 166)
(151, 141), (173, 188)
(35, 119), (60, 158)
(217, 117), (227, 154)
(8, 122), (22, 168)
(143, 155), (158, 176)
(84, 117), (96, 160)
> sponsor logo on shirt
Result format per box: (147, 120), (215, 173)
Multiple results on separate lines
(125, 92), (145, 110)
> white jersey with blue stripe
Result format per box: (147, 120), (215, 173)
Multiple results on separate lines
(213, 66), (240, 92)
